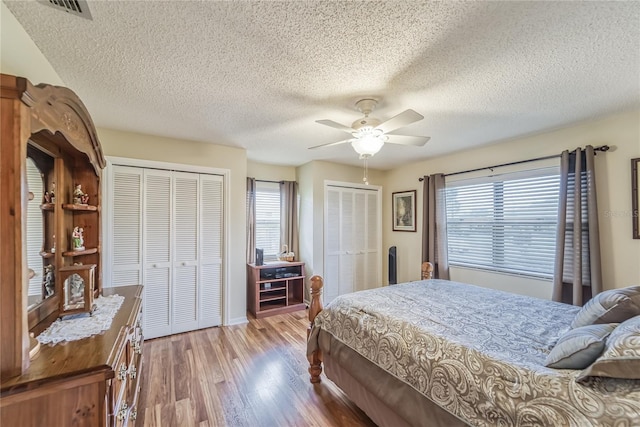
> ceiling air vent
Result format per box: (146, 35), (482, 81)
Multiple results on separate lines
(38, 0), (92, 20)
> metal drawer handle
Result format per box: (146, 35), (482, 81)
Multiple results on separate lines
(130, 408), (137, 421)
(117, 403), (128, 421)
(133, 339), (142, 355)
(129, 365), (137, 380)
(118, 363), (127, 381)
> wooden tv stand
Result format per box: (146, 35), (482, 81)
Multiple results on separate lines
(247, 261), (306, 318)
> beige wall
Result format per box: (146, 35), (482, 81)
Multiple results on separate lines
(0, 2), (64, 85)
(383, 110), (640, 297)
(247, 161), (296, 182)
(297, 160), (384, 293)
(98, 127), (248, 323)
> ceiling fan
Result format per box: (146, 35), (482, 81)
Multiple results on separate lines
(310, 98), (431, 158)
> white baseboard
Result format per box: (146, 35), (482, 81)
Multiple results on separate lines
(226, 316), (248, 326)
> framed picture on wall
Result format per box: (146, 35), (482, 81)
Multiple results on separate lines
(392, 190), (416, 232)
(632, 158), (639, 239)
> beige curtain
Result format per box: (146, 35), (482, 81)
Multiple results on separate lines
(280, 181), (299, 259)
(421, 174), (450, 279)
(246, 177), (256, 263)
(553, 146), (603, 305)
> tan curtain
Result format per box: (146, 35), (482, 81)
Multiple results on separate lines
(421, 174), (450, 279)
(280, 180), (299, 259)
(246, 177), (256, 263)
(553, 146), (603, 305)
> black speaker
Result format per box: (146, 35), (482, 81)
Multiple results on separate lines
(389, 246), (397, 285)
(255, 248), (264, 266)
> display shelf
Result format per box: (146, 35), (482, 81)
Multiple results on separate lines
(62, 248), (98, 257)
(40, 203), (54, 211)
(39, 251), (55, 259)
(62, 203), (98, 212)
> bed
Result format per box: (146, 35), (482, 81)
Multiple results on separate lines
(306, 264), (640, 427)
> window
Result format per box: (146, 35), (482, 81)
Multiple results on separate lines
(445, 167), (560, 278)
(255, 181), (281, 261)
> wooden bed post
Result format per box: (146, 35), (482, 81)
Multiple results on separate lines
(307, 275), (324, 384)
(421, 262), (434, 280)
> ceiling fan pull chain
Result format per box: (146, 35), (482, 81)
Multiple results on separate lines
(362, 156), (369, 185)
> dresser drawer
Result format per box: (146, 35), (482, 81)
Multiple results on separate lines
(111, 342), (130, 420)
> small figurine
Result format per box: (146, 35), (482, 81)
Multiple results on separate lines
(73, 184), (88, 205)
(51, 234), (56, 253)
(72, 226), (85, 251)
(43, 264), (55, 297)
(50, 182), (56, 203)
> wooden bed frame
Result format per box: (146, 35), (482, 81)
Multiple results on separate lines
(307, 262), (435, 383)
(305, 264), (640, 427)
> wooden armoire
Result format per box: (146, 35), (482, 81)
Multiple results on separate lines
(0, 74), (144, 426)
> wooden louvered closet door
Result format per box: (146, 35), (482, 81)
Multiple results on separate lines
(109, 165), (223, 339)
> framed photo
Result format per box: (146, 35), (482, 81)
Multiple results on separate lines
(632, 158), (639, 239)
(392, 190), (416, 232)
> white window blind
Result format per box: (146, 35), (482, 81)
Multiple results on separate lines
(255, 181), (281, 261)
(445, 167), (560, 279)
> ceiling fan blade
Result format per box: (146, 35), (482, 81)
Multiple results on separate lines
(385, 134), (431, 147)
(308, 138), (352, 150)
(375, 109), (424, 134)
(316, 119), (354, 134)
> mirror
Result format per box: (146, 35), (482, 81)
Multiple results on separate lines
(26, 157), (45, 309)
(26, 144), (56, 312)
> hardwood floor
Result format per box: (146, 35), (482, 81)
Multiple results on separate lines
(139, 310), (376, 427)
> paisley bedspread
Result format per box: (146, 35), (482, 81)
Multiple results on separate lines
(307, 279), (640, 426)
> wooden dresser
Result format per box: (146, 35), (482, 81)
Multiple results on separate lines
(1, 74), (144, 425)
(0, 285), (144, 426)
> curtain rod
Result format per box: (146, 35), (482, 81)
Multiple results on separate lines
(418, 145), (610, 181)
(255, 179), (283, 184)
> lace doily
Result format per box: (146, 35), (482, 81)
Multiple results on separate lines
(37, 294), (125, 345)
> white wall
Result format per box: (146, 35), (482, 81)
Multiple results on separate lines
(97, 127), (249, 324)
(383, 110), (640, 297)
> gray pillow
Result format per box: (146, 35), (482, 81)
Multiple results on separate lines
(577, 315), (640, 381)
(571, 286), (640, 329)
(545, 324), (617, 369)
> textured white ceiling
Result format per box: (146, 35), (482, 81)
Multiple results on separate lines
(4, 1), (640, 169)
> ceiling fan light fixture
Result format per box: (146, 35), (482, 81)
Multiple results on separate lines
(311, 98), (429, 159)
(351, 133), (385, 157)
